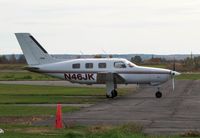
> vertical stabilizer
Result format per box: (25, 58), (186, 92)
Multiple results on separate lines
(15, 33), (56, 65)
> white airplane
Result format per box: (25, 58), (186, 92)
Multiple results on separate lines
(15, 33), (180, 98)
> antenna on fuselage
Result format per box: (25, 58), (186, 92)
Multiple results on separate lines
(102, 49), (111, 58)
(79, 51), (85, 59)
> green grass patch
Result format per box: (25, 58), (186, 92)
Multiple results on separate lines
(142, 64), (168, 69)
(0, 105), (79, 117)
(0, 64), (25, 70)
(0, 83), (129, 96)
(0, 124), (190, 138)
(0, 95), (103, 104)
(0, 84), (105, 96)
(0, 72), (57, 81)
(0, 84), (130, 104)
(176, 73), (200, 80)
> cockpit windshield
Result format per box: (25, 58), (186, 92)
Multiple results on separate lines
(114, 60), (136, 68)
(125, 60), (136, 68)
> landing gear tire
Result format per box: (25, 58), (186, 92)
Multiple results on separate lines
(113, 90), (118, 97)
(111, 90), (118, 98)
(155, 91), (162, 98)
(106, 90), (118, 98)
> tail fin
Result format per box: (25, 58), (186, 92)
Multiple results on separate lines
(15, 33), (57, 65)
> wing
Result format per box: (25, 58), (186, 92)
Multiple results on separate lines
(96, 73), (126, 84)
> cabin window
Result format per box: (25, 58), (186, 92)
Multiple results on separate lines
(98, 63), (106, 68)
(114, 61), (126, 68)
(72, 63), (80, 69)
(85, 63), (93, 69)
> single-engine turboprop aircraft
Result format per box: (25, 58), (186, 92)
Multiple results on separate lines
(15, 33), (180, 98)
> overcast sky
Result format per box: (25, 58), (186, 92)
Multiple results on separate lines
(0, 0), (200, 55)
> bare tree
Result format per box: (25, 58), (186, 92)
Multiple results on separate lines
(131, 56), (142, 64)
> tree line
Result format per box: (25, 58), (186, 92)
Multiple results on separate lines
(0, 55), (26, 64)
(1, 54), (200, 71)
(130, 55), (200, 71)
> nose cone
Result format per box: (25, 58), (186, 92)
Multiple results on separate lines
(171, 71), (181, 76)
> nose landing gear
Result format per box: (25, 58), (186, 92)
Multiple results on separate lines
(155, 91), (162, 98)
(155, 87), (162, 98)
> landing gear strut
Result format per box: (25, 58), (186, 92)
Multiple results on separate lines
(105, 73), (118, 99)
(155, 87), (162, 98)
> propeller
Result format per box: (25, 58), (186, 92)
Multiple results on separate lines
(171, 57), (180, 91)
(172, 75), (175, 91)
(172, 58), (175, 91)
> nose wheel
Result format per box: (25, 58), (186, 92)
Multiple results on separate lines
(155, 87), (162, 98)
(155, 91), (162, 98)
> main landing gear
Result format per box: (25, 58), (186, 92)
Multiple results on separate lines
(155, 87), (162, 98)
(106, 89), (118, 98)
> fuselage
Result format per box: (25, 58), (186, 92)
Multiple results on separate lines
(27, 58), (175, 86)
(15, 33), (181, 98)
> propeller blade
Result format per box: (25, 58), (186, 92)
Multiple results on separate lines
(172, 77), (175, 91)
(173, 57), (176, 71)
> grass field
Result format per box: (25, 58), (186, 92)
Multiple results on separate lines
(0, 84), (130, 116)
(0, 84), (130, 104)
(0, 84), (158, 138)
(0, 84), (106, 96)
(0, 105), (79, 117)
(0, 123), (195, 138)
(1, 124), (199, 138)
(0, 64), (25, 70)
(0, 124), (142, 138)
(142, 64), (169, 69)
(0, 71), (58, 81)
(175, 73), (200, 80)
